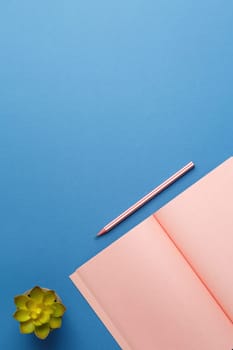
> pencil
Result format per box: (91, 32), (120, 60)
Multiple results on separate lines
(97, 161), (195, 237)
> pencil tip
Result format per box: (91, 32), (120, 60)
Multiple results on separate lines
(96, 228), (106, 237)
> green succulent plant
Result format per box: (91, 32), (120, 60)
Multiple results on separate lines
(13, 286), (66, 339)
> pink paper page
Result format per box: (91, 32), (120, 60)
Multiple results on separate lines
(155, 157), (233, 324)
(70, 216), (233, 350)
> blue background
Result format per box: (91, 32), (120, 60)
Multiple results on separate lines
(0, 0), (232, 349)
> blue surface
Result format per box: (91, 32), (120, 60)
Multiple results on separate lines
(0, 0), (233, 348)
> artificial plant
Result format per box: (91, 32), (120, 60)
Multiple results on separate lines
(13, 286), (66, 339)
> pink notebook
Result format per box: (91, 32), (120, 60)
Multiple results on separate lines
(70, 157), (233, 350)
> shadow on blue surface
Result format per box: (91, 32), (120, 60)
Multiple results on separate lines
(11, 315), (80, 350)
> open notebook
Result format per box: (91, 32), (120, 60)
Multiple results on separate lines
(70, 157), (233, 350)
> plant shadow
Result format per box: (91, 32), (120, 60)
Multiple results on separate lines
(29, 316), (80, 350)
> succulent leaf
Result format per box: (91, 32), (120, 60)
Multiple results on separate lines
(34, 324), (50, 339)
(49, 317), (62, 329)
(43, 291), (56, 305)
(37, 311), (51, 324)
(20, 320), (35, 334)
(26, 300), (37, 310)
(14, 310), (31, 322)
(29, 286), (44, 303)
(14, 295), (30, 310)
(52, 303), (66, 317)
